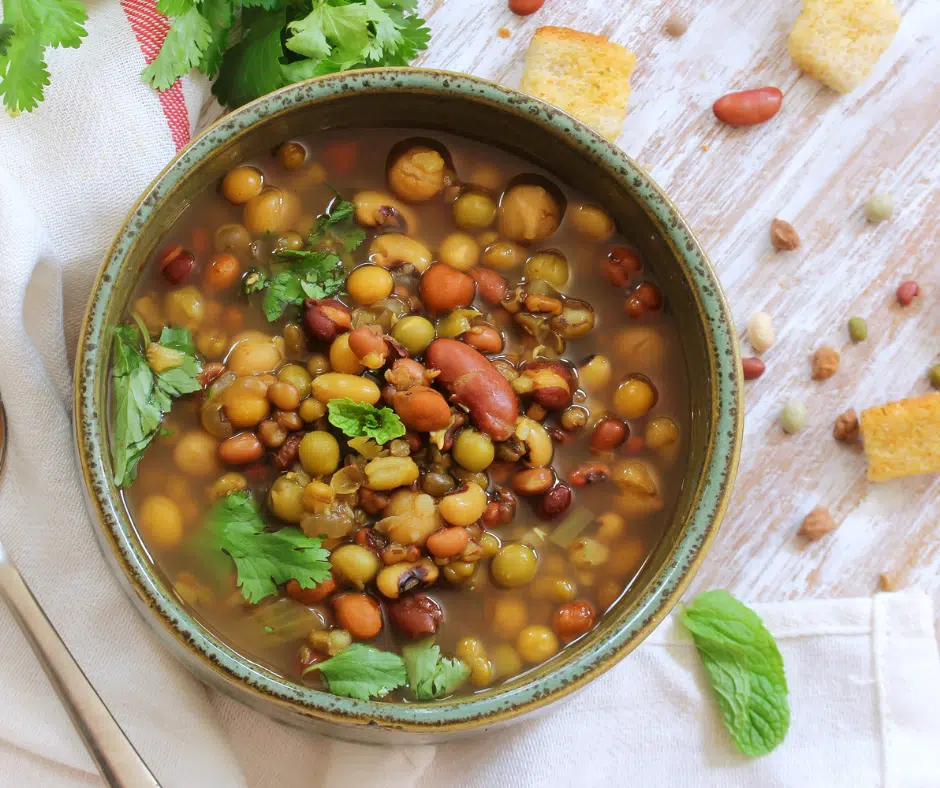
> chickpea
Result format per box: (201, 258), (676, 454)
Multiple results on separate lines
(277, 141), (307, 170)
(613, 325), (668, 370)
(223, 376), (270, 428)
(298, 398), (326, 422)
(332, 593), (383, 640)
(243, 187), (299, 235)
(210, 472), (247, 499)
(489, 596), (529, 639)
(552, 600), (597, 643)
(452, 429), (495, 472)
(387, 145), (446, 201)
(203, 252), (240, 293)
(595, 512), (626, 544)
(439, 232), (480, 271)
(164, 286), (204, 331)
(491, 543), (538, 588)
(469, 164), (503, 191)
(227, 338), (283, 376)
(453, 190), (498, 230)
(306, 353), (330, 377)
(221, 166), (263, 205)
(299, 431), (340, 476)
(347, 265), (394, 306)
(273, 365), (310, 402)
(173, 430), (219, 476)
(578, 354), (612, 393)
(268, 474), (306, 523)
(456, 636), (485, 662)
(482, 240), (525, 270)
(516, 625), (559, 663)
(613, 376), (658, 420)
(491, 644), (523, 679)
(196, 328), (228, 360)
(646, 417), (679, 449)
(331, 544), (381, 589)
(214, 223), (251, 254)
(499, 183), (562, 244)
(329, 333), (364, 375)
(479, 532), (501, 557)
(139, 495), (184, 549)
(133, 295), (165, 336)
(606, 540), (646, 577)
(439, 483), (487, 527)
(532, 576), (577, 603)
(469, 657), (494, 688)
(524, 251), (569, 288)
(391, 315), (435, 355)
(571, 204), (615, 241)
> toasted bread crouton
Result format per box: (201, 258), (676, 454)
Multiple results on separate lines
(788, 0), (901, 93)
(860, 393), (940, 481)
(520, 26), (636, 141)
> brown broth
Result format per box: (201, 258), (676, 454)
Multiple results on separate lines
(117, 129), (690, 697)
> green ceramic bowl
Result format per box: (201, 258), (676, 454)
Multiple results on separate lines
(74, 68), (742, 742)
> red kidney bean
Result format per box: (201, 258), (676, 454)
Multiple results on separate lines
(304, 298), (351, 343)
(590, 417), (628, 452)
(896, 280), (920, 306)
(713, 87), (783, 126)
(741, 357), (766, 380)
(159, 245), (195, 285)
(387, 593), (443, 639)
(601, 246), (643, 288)
(509, 0), (544, 15)
(537, 483), (572, 519)
(622, 435), (646, 456)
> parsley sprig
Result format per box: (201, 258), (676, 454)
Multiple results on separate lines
(197, 491), (332, 604)
(245, 248), (345, 322)
(111, 323), (202, 488)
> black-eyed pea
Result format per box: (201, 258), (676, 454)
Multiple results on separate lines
(376, 559), (439, 599)
(439, 483), (487, 526)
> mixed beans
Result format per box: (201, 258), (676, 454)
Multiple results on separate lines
(120, 130), (689, 697)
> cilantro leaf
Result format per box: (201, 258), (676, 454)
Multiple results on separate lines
(194, 0), (234, 77)
(0, 25), (13, 59)
(286, 3), (371, 61)
(141, 5), (213, 91)
(211, 6), (287, 109)
(243, 268), (269, 295)
(309, 197), (366, 253)
(681, 590), (790, 758)
(260, 249), (344, 321)
(151, 326), (202, 399)
(402, 639), (470, 700)
(328, 399), (405, 445)
(203, 491), (332, 604)
(304, 643), (407, 700)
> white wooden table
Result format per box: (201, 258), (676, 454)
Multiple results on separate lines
(201, 0), (940, 618)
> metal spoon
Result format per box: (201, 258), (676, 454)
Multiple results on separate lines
(0, 400), (160, 787)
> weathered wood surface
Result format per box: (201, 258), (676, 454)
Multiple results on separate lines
(201, 0), (940, 616)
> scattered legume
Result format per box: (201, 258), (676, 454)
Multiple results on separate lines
(847, 316), (867, 342)
(896, 281), (919, 307)
(929, 364), (940, 390)
(780, 400), (807, 434)
(864, 193), (893, 223)
(664, 13), (688, 37)
(747, 311), (775, 353)
(741, 357), (765, 380)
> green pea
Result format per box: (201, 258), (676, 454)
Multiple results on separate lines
(780, 400), (807, 434)
(929, 364), (940, 390)
(864, 193), (893, 223)
(391, 315), (435, 355)
(848, 316), (868, 342)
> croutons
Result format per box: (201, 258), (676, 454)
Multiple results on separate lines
(860, 393), (940, 481)
(520, 26), (636, 141)
(788, 0), (901, 93)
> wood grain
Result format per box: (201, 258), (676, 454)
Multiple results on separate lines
(200, 0), (940, 617)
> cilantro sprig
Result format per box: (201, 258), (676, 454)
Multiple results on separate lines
(111, 323), (202, 487)
(402, 639), (470, 700)
(245, 248), (345, 322)
(681, 590), (790, 758)
(309, 196), (366, 253)
(0, 0), (88, 114)
(198, 491), (331, 604)
(303, 643), (407, 700)
(328, 398), (405, 445)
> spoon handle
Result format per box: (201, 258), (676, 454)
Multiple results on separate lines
(0, 559), (160, 787)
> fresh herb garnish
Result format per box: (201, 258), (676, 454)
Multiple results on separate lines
(309, 197), (366, 253)
(328, 398), (405, 445)
(0, 0), (88, 114)
(303, 643), (407, 700)
(681, 590), (790, 758)
(200, 491), (332, 604)
(248, 249), (344, 322)
(402, 639), (470, 700)
(111, 323), (201, 487)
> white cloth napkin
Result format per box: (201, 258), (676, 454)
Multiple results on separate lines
(1, 2), (939, 787)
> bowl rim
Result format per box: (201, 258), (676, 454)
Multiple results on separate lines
(74, 67), (743, 733)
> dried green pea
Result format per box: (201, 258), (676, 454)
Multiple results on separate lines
(864, 193), (893, 223)
(780, 401), (807, 434)
(929, 364), (940, 390)
(848, 317), (868, 342)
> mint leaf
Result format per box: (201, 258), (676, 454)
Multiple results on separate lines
(141, 6), (213, 91)
(328, 398), (405, 445)
(304, 643), (407, 700)
(681, 590), (790, 758)
(202, 491), (331, 604)
(402, 639), (469, 700)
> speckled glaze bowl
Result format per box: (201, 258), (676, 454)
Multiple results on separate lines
(74, 68), (742, 743)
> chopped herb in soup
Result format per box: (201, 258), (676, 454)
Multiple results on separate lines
(111, 130), (689, 700)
